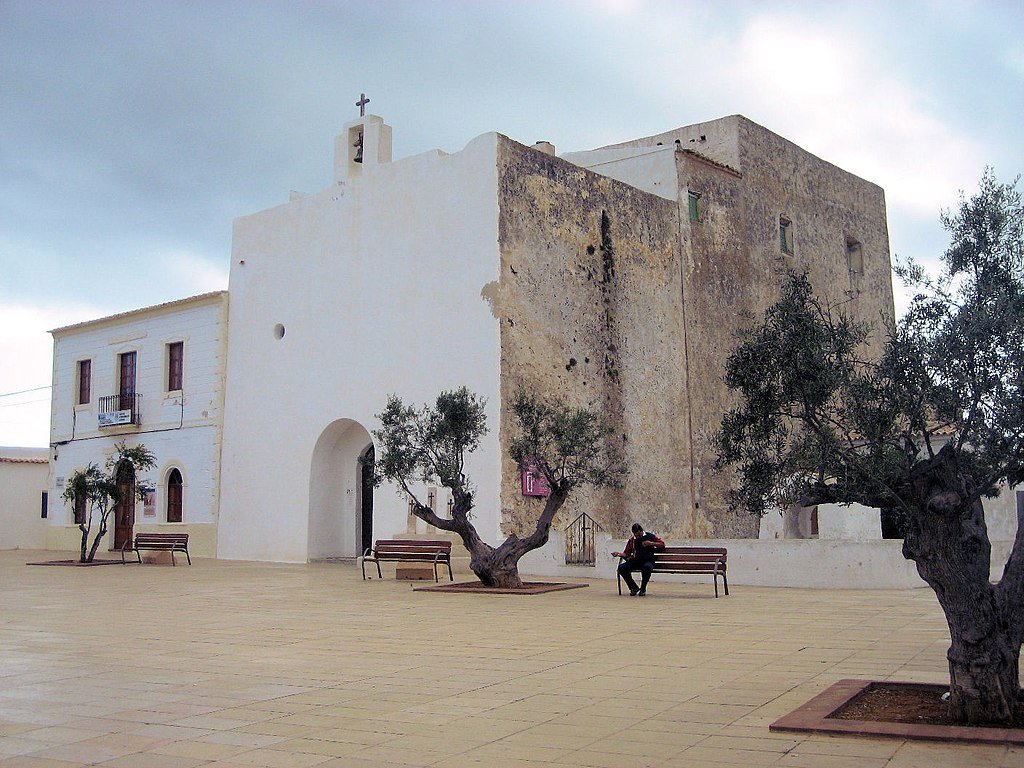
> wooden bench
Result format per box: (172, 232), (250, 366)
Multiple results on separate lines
(618, 546), (728, 597)
(362, 539), (453, 583)
(121, 533), (191, 566)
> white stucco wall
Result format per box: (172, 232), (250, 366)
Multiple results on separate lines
(520, 532), (1016, 589)
(984, 483), (1021, 542)
(0, 449), (49, 549)
(48, 293), (228, 556)
(218, 129), (503, 563)
(560, 146), (679, 201)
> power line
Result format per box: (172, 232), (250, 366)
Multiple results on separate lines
(0, 385), (51, 398)
(0, 397), (50, 409)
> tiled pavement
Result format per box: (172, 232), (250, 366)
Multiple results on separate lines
(0, 550), (1019, 768)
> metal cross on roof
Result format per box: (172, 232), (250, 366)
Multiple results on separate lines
(356, 93), (370, 117)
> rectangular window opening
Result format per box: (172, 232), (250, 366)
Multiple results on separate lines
(167, 341), (184, 392)
(77, 360), (91, 405)
(688, 191), (701, 223)
(846, 236), (864, 273)
(779, 216), (794, 255)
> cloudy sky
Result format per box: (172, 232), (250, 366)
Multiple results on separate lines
(1, 0), (1021, 446)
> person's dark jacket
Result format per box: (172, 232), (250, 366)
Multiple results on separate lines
(621, 532), (665, 565)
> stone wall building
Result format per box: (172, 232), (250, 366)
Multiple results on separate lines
(500, 115), (893, 541)
(216, 112), (894, 563)
(36, 112), (931, 568)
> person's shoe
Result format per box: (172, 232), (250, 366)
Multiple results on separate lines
(629, 588), (639, 596)
(637, 590), (646, 596)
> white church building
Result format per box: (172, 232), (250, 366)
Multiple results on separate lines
(39, 108), (1020, 583)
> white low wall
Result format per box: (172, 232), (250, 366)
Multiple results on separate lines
(519, 531), (1016, 589)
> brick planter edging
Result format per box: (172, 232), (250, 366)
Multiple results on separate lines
(770, 679), (1024, 745)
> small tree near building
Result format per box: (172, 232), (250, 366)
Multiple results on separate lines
(61, 442), (156, 563)
(374, 386), (622, 588)
(715, 170), (1024, 724)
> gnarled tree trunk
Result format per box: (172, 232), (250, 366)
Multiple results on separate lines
(85, 513), (110, 563)
(79, 524), (89, 563)
(901, 447), (1024, 724)
(409, 483), (569, 589)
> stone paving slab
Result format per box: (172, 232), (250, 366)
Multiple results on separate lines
(0, 550), (1020, 767)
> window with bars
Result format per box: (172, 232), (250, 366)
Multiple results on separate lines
(77, 359), (91, 405)
(167, 341), (184, 392)
(166, 468), (183, 523)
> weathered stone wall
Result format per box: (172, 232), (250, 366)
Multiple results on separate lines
(492, 136), (687, 541)
(735, 117), (894, 335)
(493, 117), (894, 543)
(675, 151), (755, 536)
(678, 118), (895, 534)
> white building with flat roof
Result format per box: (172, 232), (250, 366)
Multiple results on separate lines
(0, 447), (49, 550)
(47, 291), (227, 557)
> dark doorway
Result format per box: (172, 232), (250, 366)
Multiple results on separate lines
(359, 445), (375, 556)
(113, 460), (135, 549)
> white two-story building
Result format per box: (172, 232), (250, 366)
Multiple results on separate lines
(47, 292), (227, 558)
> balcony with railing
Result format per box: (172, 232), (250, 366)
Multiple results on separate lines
(98, 393), (141, 428)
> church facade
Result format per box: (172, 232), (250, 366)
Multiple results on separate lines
(216, 112), (894, 562)
(44, 112), (897, 563)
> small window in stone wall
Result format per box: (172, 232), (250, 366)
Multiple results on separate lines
(846, 236), (864, 273)
(779, 216), (794, 255)
(688, 191), (701, 222)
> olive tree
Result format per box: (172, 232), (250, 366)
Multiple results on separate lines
(715, 170), (1024, 724)
(61, 442), (156, 563)
(374, 386), (622, 588)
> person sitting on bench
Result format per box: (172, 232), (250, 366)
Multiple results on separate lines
(612, 522), (665, 596)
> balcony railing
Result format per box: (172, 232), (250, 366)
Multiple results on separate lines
(98, 393), (141, 428)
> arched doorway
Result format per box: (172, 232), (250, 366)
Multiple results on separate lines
(166, 468), (183, 523)
(308, 419), (374, 560)
(113, 460), (135, 549)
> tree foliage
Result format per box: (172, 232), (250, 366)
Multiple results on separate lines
(508, 388), (621, 492)
(375, 387), (488, 510)
(718, 169), (1024, 518)
(715, 169), (1024, 724)
(374, 386), (622, 587)
(61, 442), (156, 563)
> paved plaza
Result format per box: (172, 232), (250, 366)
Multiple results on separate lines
(0, 550), (1019, 768)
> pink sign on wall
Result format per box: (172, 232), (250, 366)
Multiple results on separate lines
(521, 457), (550, 497)
(143, 490), (156, 518)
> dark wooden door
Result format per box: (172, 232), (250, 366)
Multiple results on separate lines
(113, 462), (135, 550)
(360, 446), (374, 556)
(119, 351), (136, 408)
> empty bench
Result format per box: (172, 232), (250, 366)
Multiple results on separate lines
(122, 533), (191, 566)
(362, 539), (453, 583)
(618, 546), (728, 597)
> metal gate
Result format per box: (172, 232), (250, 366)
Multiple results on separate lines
(564, 512), (602, 566)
